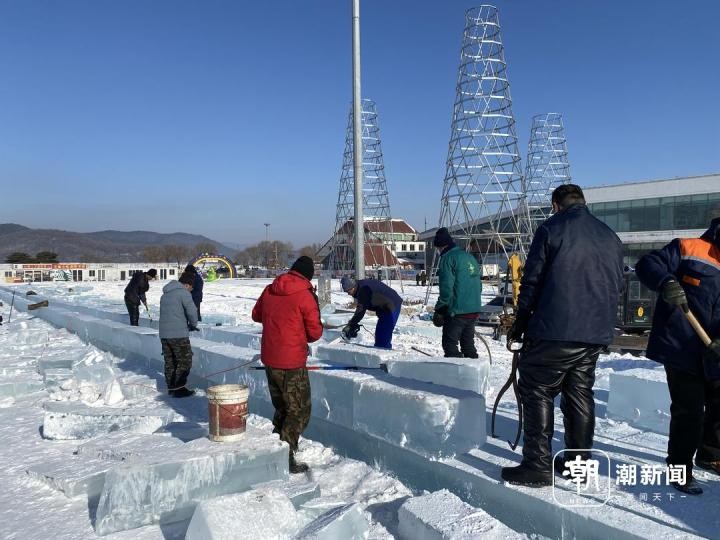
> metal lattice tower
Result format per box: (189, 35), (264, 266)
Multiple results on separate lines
(522, 113), (571, 237)
(328, 98), (395, 274)
(437, 5), (528, 264)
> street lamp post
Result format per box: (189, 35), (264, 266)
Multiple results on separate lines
(264, 223), (270, 271)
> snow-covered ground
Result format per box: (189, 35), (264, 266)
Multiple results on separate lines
(0, 277), (718, 539)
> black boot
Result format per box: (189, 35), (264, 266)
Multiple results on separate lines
(289, 453), (309, 474)
(172, 387), (196, 398)
(501, 464), (551, 487)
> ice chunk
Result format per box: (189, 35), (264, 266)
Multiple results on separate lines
(315, 343), (401, 368)
(37, 357), (76, 375)
(94, 427), (289, 535)
(118, 375), (158, 400)
(185, 487), (301, 540)
(296, 503), (369, 540)
(251, 478), (321, 508)
(384, 356), (489, 395)
(42, 401), (177, 440)
(26, 455), (112, 498)
(42, 368), (74, 386)
(398, 490), (523, 539)
(154, 421), (208, 442)
(607, 372), (670, 434)
(199, 325), (262, 349)
(74, 431), (186, 461)
(354, 376), (485, 457)
(0, 376), (44, 398)
(308, 369), (357, 428)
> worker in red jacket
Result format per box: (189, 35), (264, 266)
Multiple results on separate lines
(252, 256), (323, 473)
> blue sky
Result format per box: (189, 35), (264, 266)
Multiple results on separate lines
(1, 0), (718, 247)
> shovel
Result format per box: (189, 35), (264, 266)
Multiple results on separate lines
(681, 304), (712, 346)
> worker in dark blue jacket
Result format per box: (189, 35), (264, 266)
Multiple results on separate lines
(635, 209), (720, 495)
(340, 276), (402, 349)
(501, 184), (624, 487)
(123, 268), (157, 326)
(184, 264), (204, 322)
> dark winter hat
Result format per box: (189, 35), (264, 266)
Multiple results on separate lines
(341, 275), (357, 293)
(179, 272), (194, 286)
(290, 256), (314, 281)
(146, 268), (158, 278)
(184, 264), (197, 274)
(433, 227), (453, 248)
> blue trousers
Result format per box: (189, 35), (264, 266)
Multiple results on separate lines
(375, 307), (401, 349)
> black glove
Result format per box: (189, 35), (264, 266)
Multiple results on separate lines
(342, 324), (360, 339)
(189, 325), (200, 332)
(432, 307), (447, 328)
(661, 280), (687, 306)
(507, 309), (531, 344)
(703, 338), (720, 369)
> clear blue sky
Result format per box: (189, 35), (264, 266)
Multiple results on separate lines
(1, 0), (718, 247)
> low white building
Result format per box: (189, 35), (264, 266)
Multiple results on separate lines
(0, 262), (182, 283)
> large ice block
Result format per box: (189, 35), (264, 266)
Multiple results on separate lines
(198, 325), (262, 349)
(398, 489), (523, 539)
(295, 503), (369, 540)
(185, 487), (301, 540)
(251, 478), (321, 508)
(606, 371), (670, 434)
(94, 427), (289, 535)
(74, 431), (186, 461)
(26, 455), (112, 498)
(315, 343), (402, 368)
(0, 375), (44, 398)
(354, 376), (486, 457)
(42, 401), (177, 440)
(384, 356), (489, 395)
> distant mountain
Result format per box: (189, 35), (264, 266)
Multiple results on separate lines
(0, 224), (237, 263)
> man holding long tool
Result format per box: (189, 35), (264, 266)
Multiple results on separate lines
(635, 207), (720, 495)
(500, 184), (624, 487)
(252, 256), (323, 474)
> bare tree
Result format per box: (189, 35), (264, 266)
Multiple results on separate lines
(142, 246), (165, 263)
(161, 245), (190, 267)
(298, 243), (322, 261)
(193, 242), (218, 256)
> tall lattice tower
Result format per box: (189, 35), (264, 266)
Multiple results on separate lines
(522, 112), (571, 237)
(327, 98), (396, 274)
(437, 5), (528, 265)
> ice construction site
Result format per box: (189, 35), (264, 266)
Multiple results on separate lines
(0, 279), (717, 540)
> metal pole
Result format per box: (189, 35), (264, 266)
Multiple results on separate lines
(352, 0), (365, 279)
(264, 223), (270, 271)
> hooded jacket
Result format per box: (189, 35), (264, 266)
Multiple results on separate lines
(159, 281), (199, 339)
(252, 270), (323, 370)
(435, 246), (483, 316)
(636, 218), (720, 379)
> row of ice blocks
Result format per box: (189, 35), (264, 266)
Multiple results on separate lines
(0, 289), (487, 457)
(186, 485), (369, 540)
(606, 370), (671, 434)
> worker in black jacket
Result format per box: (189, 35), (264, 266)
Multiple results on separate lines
(501, 184), (624, 487)
(123, 268), (157, 326)
(184, 264), (204, 322)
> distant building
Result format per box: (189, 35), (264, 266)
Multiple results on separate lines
(1, 263), (181, 283)
(317, 218), (426, 272)
(419, 173), (720, 269)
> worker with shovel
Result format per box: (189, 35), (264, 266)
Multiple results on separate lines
(636, 207), (720, 495)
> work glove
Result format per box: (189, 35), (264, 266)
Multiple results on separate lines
(507, 309), (531, 345)
(703, 338), (720, 370)
(189, 325), (200, 332)
(342, 324), (360, 340)
(432, 306), (447, 328)
(661, 280), (687, 306)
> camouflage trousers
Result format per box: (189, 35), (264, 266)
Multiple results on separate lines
(161, 338), (193, 392)
(265, 366), (311, 453)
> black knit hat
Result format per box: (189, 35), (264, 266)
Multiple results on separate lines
(146, 268), (158, 278)
(184, 264), (197, 274)
(433, 227), (453, 248)
(291, 256), (314, 281)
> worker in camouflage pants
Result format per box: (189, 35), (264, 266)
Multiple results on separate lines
(265, 366), (312, 455)
(159, 273), (199, 398)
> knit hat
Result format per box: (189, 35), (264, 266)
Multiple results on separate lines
(146, 268), (158, 278)
(290, 256), (314, 281)
(184, 264), (197, 274)
(341, 275), (357, 293)
(433, 227), (453, 248)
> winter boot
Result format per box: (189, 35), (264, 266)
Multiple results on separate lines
(289, 453), (309, 474)
(501, 464), (552, 487)
(172, 387), (196, 398)
(695, 458), (720, 476)
(670, 477), (703, 495)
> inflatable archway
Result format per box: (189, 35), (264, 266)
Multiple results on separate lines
(188, 253), (237, 279)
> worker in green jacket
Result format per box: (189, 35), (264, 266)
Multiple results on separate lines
(432, 227), (483, 357)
